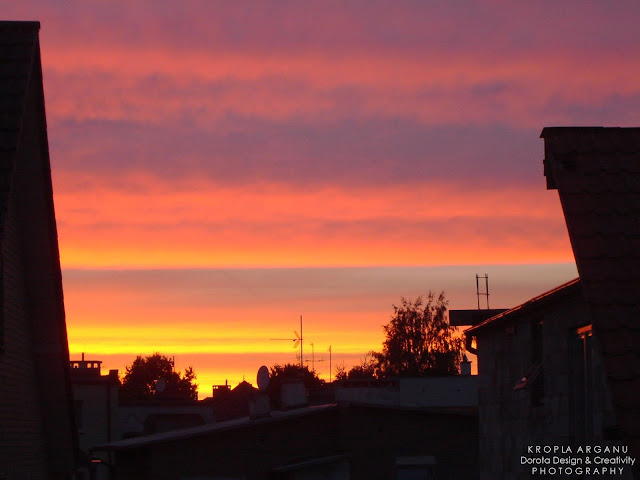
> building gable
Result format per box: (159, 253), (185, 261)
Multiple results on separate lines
(542, 126), (640, 464)
(0, 20), (76, 479)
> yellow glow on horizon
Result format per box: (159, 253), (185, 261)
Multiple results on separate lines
(68, 331), (384, 356)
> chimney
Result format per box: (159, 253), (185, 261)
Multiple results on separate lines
(280, 380), (307, 410)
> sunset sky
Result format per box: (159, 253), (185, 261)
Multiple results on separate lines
(6, 2), (640, 397)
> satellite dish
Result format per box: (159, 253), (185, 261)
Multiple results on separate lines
(257, 365), (270, 392)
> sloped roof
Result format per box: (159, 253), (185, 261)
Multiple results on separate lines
(542, 126), (640, 459)
(233, 380), (258, 393)
(0, 21), (39, 233)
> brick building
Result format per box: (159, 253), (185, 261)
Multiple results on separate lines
(465, 279), (626, 478)
(0, 21), (77, 479)
(464, 127), (640, 479)
(541, 127), (640, 465)
(70, 354), (119, 480)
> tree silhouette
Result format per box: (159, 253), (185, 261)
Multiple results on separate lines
(373, 292), (464, 377)
(344, 355), (378, 380)
(119, 353), (198, 402)
(334, 362), (348, 381)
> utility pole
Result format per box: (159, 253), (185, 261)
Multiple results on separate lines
(299, 315), (303, 368)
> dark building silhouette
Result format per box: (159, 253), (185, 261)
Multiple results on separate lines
(542, 127), (640, 465)
(206, 379), (259, 421)
(98, 402), (477, 480)
(465, 279), (627, 478)
(465, 127), (640, 479)
(0, 21), (77, 479)
(69, 354), (119, 480)
(118, 365), (213, 439)
(118, 402), (213, 439)
(97, 374), (478, 479)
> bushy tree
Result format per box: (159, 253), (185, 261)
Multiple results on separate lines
(373, 292), (464, 377)
(345, 355), (378, 380)
(119, 353), (198, 402)
(334, 362), (348, 381)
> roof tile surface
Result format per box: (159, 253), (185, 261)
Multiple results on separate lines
(0, 22), (37, 233)
(542, 126), (640, 459)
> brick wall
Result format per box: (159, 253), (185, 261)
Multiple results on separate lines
(476, 291), (624, 479)
(0, 40), (75, 479)
(0, 123), (48, 478)
(13, 52), (76, 477)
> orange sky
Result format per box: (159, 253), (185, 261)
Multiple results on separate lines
(5, 2), (638, 397)
(52, 174), (572, 269)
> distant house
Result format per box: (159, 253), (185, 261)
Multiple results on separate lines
(0, 21), (77, 479)
(205, 379), (259, 422)
(69, 354), (119, 480)
(71, 354), (216, 478)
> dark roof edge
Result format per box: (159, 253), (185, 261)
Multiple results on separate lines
(540, 126), (605, 137)
(465, 277), (581, 335)
(96, 404), (340, 451)
(540, 126), (640, 139)
(273, 453), (352, 473)
(0, 21), (40, 29)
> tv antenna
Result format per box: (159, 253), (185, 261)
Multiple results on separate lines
(304, 342), (325, 373)
(269, 315), (304, 367)
(476, 274), (490, 309)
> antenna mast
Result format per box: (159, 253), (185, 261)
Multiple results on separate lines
(269, 314), (304, 367)
(299, 314), (303, 368)
(304, 342), (325, 373)
(476, 274), (490, 309)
